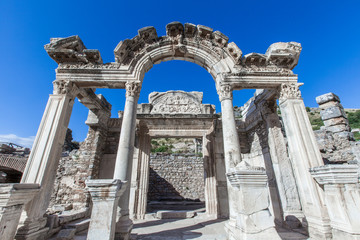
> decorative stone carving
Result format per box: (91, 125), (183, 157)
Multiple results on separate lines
(279, 83), (302, 101)
(44, 36), (102, 64)
(217, 84), (233, 102)
(125, 81), (141, 98)
(53, 79), (79, 97)
(265, 42), (302, 70)
(149, 91), (203, 114)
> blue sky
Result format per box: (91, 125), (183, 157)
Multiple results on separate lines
(1, 0), (359, 147)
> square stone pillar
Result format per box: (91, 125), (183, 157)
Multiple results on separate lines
(86, 179), (125, 240)
(310, 164), (360, 240)
(225, 167), (281, 240)
(0, 183), (39, 240)
(17, 80), (78, 240)
(259, 100), (303, 227)
(278, 83), (332, 239)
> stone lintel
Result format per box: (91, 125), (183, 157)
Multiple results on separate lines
(310, 164), (359, 185)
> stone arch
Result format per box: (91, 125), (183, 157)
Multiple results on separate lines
(114, 22), (242, 82)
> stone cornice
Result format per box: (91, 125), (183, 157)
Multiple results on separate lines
(310, 164), (359, 185)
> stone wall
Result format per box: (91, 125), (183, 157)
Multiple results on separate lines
(50, 126), (108, 211)
(148, 153), (205, 202)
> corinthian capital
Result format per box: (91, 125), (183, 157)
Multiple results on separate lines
(217, 84), (233, 102)
(125, 81), (141, 98)
(279, 83), (302, 101)
(53, 80), (79, 97)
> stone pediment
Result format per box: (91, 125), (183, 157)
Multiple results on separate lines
(137, 91), (215, 115)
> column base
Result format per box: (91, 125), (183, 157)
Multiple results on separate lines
(225, 221), (281, 240)
(86, 179), (125, 240)
(0, 183), (40, 240)
(115, 218), (133, 240)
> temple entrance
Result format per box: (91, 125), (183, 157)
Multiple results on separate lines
(14, 22), (325, 240)
(146, 137), (206, 216)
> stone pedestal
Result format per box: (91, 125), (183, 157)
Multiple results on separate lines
(86, 179), (125, 240)
(311, 164), (360, 240)
(225, 168), (281, 240)
(0, 183), (39, 240)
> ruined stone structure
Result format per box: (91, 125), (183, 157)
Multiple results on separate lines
(1, 22), (360, 240)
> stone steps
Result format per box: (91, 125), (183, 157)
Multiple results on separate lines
(64, 218), (90, 233)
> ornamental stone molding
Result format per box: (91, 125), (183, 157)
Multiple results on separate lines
(217, 84), (233, 102)
(44, 22), (302, 89)
(279, 83), (303, 101)
(125, 81), (141, 98)
(52, 79), (79, 97)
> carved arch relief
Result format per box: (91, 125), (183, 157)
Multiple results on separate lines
(45, 22), (302, 89)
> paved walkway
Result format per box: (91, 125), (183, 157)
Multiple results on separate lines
(73, 215), (308, 240)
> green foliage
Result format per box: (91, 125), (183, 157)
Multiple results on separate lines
(310, 116), (324, 131)
(348, 110), (360, 129)
(151, 143), (174, 153)
(353, 132), (360, 141)
(306, 107), (311, 112)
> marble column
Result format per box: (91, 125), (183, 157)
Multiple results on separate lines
(278, 83), (332, 239)
(260, 100), (303, 227)
(16, 80), (78, 240)
(217, 84), (241, 227)
(0, 184), (39, 240)
(113, 81), (141, 240)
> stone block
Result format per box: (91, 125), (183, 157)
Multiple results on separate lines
(56, 228), (76, 240)
(326, 124), (350, 133)
(320, 106), (347, 120)
(316, 93), (340, 105)
(156, 210), (196, 219)
(323, 117), (349, 127)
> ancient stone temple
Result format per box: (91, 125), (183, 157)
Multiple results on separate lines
(1, 22), (359, 240)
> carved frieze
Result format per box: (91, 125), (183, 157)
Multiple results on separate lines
(125, 81), (141, 98)
(149, 91), (203, 114)
(279, 83), (302, 101)
(217, 84), (233, 102)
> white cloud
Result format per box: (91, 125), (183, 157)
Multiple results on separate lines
(0, 134), (36, 148)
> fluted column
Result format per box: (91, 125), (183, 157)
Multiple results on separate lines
(113, 81), (141, 240)
(203, 134), (219, 218)
(16, 80), (78, 240)
(278, 83), (331, 239)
